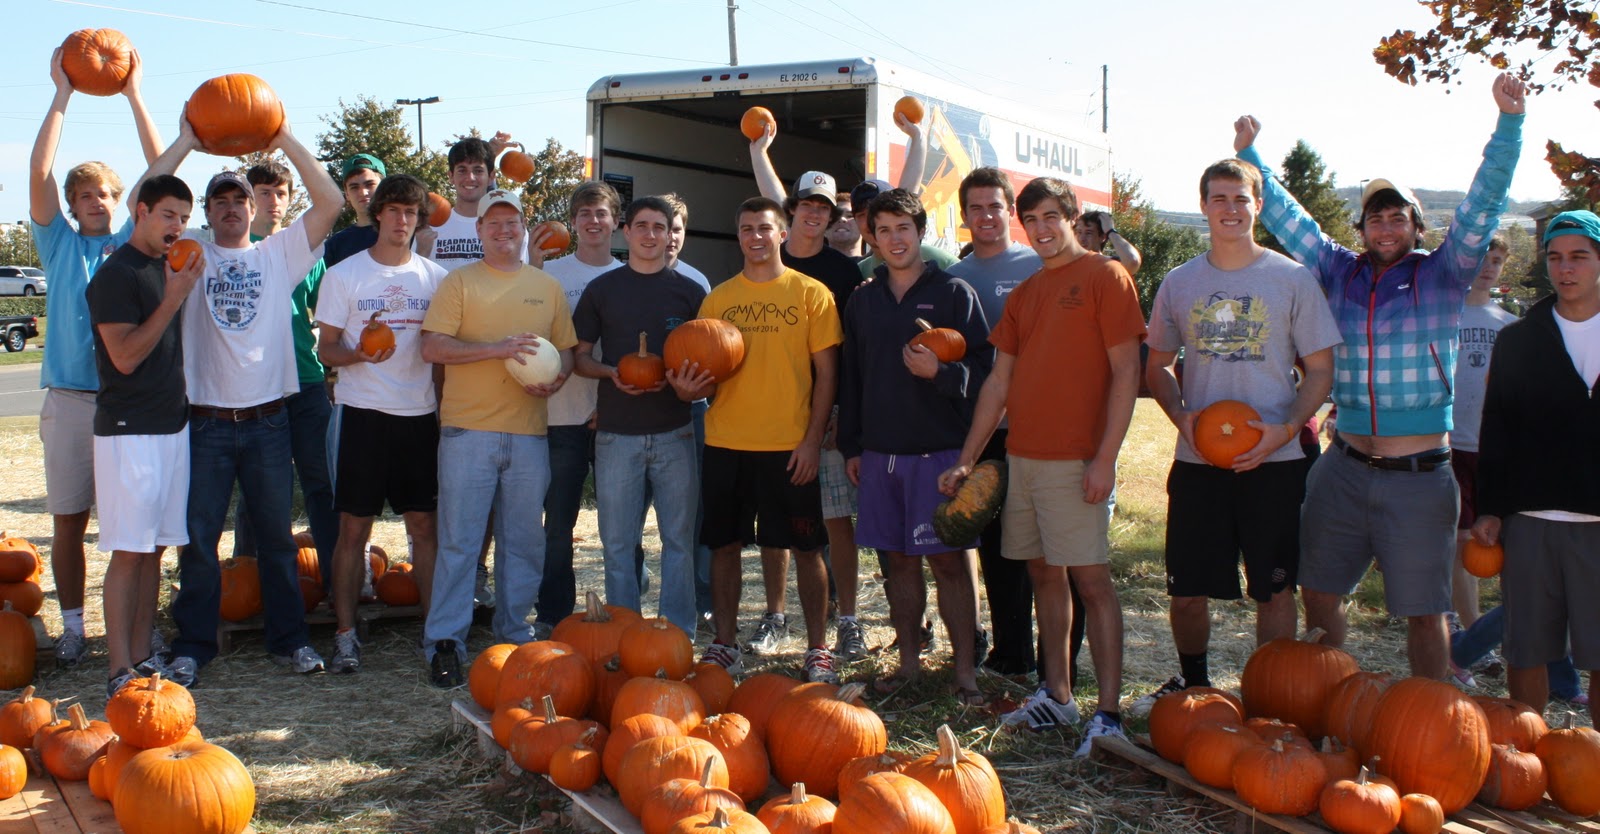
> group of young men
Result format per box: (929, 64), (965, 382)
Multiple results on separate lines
(28, 44), (1596, 753)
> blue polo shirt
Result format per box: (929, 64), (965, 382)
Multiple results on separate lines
(34, 210), (132, 391)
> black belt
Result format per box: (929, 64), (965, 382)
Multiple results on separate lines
(191, 399), (286, 422)
(1333, 437), (1451, 472)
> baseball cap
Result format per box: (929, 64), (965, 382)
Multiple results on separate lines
(340, 153), (387, 182)
(1360, 178), (1423, 217)
(1543, 210), (1600, 246)
(478, 189), (524, 219)
(851, 178), (892, 213)
(792, 171), (838, 204)
(205, 171), (252, 202)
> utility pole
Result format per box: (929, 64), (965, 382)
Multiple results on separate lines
(727, 0), (739, 66)
(1101, 65), (1108, 133)
(396, 96), (441, 154)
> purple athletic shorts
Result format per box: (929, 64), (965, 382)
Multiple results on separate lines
(855, 448), (972, 555)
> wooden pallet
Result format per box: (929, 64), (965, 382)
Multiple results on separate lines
(0, 756), (255, 834)
(1090, 734), (1600, 834)
(30, 616), (54, 658)
(216, 603), (421, 652)
(450, 698), (642, 834)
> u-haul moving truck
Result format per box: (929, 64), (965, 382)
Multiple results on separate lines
(585, 57), (1111, 281)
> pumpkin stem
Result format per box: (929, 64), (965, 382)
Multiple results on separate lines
(583, 590), (612, 622)
(709, 808), (732, 829)
(576, 726), (598, 748)
(933, 724), (971, 767)
(1269, 738), (1285, 753)
(367, 310), (382, 326)
(915, 317), (934, 332)
(1320, 737), (1337, 753)
(836, 682), (868, 704)
(2, 601), (13, 613)
(656, 667), (669, 679)
(699, 754), (720, 788)
(67, 703), (89, 731)
(790, 782), (807, 804)
(1356, 765), (1370, 785)
(1563, 713), (1575, 730)
(1302, 626), (1328, 644)
(17, 685), (34, 702)
(145, 672), (162, 689)
(637, 331), (650, 357)
(542, 694), (559, 723)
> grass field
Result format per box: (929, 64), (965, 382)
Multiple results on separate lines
(0, 401), (1569, 833)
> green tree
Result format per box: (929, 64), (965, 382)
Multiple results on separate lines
(315, 96), (448, 230)
(232, 151), (310, 227)
(0, 226), (40, 268)
(1255, 141), (1359, 252)
(518, 137), (585, 224)
(1112, 173), (1207, 316)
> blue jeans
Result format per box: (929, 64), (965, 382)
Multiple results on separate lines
(636, 400), (712, 616)
(536, 425), (592, 626)
(172, 411), (307, 666)
(425, 428), (549, 657)
(233, 381), (338, 587)
(596, 425), (699, 633)
(1452, 605), (1582, 699)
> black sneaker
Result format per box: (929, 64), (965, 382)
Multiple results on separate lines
(430, 640), (464, 688)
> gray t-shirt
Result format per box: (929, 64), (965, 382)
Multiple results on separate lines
(946, 243), (1041, 335)
(1450, 300), (1516, 452)
(1148, 248), (1342, 465)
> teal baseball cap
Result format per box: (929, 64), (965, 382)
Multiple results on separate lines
(339, 153), (387, 182)
(1543, 210), (1600, 246)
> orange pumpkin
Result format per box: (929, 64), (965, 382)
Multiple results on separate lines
(494, 641), (594, 719)
(359, 311), (396, 357)
(1478, 743), (1546, 811)
(669, 807), (769, 834)
(642, 756), (747, 834)
(685, 664), (736, 717)
(1366, 677), (1491, 814)
(1535, 714), (1600, 816)
(766, 683), (887, 800)
(893, 96), (925, 129)
(1460, 539), (1504, 578)
(1148, 687), (1244, 762)
(758, 782), (837, 834)
(1397, 793), (1445, 834)
(1193, 399), (1265, 468)
(0, 686), (54, 749)
(612, 671), (706, 733)
(219, 556), (263, 622)
(549, 726), (603, 792)
(551, 590), (641, 663)
(1318, 766), (1400, 834)
(500, 149), (535, 182)
(426, 193), (452, 227)
(38, 703), (114, 781)
(901, 724), (1005, 834)
(535, 221), (572, 254)
(508, 695), (608, 776)
(0, 742), (23, 801)
(1245, 716), (1309, 746)
(663, 318), (746, 382)
(292, 530), (315, 548)
(833, 772), (955, 834)
(0, 533), (41, 582)
(114, 741), (255, 834)
(186, 73), (285, 156)
(589, 654), (631, 727)
(690, 713), (770, 805)
(1231, 738), (1327, 817)
(166, 238), (203, 272)
(1315, 737), (1361, 786)
(1182, 722), (1262, 790)
(728, 672), (803, 738)
(106, 672), (196, 749)
(60, 29), (133, 96)
(1474, 696), (1548, 750)
(0, 581), (44, 618)
(909, 318), (966, 363)
(977, 824), (1043, 834)
(740, 107), (776, 141)
(87, 754), (112, 800)
(492, 697), (539, 750)
(838, 750), (914, 800)
(1239, 627), (1358, 742)
(619, 331), (668, 390)
(375, 562), (420, 606)
(1323, 671), (1392, 756)
(603, 713), (681, 787)
(618, 735), (728, 817)
(620, 617), (695, 680)
(0, 601), (36, 690)
(468, 644), (519, 712)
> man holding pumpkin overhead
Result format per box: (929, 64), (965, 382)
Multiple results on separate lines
(571, 195), (706, 634)
(140, 110), (343, 688)
(1137, 158), (1338, 713)
(420, 188), (575, 689)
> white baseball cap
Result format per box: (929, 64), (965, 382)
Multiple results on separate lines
(1359, 178), (1422, 218)
(478, 188), (524, 220)
(792, 171), (838, 204)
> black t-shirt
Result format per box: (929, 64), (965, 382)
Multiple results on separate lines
(86, 244), (188, 436)
(323, 224), (378, 269)
(784, 243), (862, 311)
(573, 265), (708, 435)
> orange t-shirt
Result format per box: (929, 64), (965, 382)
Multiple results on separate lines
(989, 255), (1146, 460)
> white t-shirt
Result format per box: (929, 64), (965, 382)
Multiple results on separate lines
(424, 209), (484, 271)
(320, 250), (447, 416)
(183, 221), (315, 408)
(542, 253), (620, 427)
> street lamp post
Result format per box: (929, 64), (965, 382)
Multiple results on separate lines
(396, 96), (441, 154)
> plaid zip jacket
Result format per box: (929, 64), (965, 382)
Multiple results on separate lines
(1237, 112), (1522, 437)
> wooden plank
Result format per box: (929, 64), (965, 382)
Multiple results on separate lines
(55, 774), (121, 834)
(218, 602), (420, 652)
(1529, 806), (1600, 833)
(10, 771), (79, 834)
(1471, 803), (1600, 834)
(31, 615), (54, 657)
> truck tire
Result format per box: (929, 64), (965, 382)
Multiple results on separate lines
(4, 328), (24, 352)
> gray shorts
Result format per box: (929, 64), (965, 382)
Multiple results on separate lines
(1501, 514), (1600, 670)
(1298, 449), (1458, 616)
(40, 388), (97, 515)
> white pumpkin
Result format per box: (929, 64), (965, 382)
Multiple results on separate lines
(503, 336), (563, 388)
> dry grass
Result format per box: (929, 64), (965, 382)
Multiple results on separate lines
(0, 401), (1577, 833)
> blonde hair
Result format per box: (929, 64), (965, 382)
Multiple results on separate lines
(62, 162), (124, 220)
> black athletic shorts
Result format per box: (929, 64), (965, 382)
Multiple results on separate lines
(700, 445), (825, 552)
(331, 405), (439, 517)
(1163, 459), (1303, 602)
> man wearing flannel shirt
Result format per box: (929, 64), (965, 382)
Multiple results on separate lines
(1229, 73), (1526, 680)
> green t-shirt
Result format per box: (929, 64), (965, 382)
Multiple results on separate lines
(857, 243), (958, 279)
(252, 232), (326, 384)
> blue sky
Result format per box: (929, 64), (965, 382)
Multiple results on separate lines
(1, 0), (1594, 226)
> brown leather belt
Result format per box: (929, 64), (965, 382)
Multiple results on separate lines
(191, 399), (286, 422)
(1333, 437), (1451, 472)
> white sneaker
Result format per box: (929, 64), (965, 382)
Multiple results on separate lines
(803, 647), (839, 684)
(743, 613), (787, 655)
(331, 630), (361, 674)
(1001, 686), (1081, 730)
(698, 641), (744, 675)
(1076, 711), (1128, 757)
(54, 629), (88, 665)
(1127, 675), (1187, 718)
(275, 645), (326, 674)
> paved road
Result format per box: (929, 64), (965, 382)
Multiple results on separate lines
(0, 364), (45, 418)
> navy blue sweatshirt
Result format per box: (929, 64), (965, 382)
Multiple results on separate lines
(837, 264), (991, 458)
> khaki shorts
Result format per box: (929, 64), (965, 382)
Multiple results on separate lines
(40, 388), (97, 515)
(1001, 455), (1110, 567)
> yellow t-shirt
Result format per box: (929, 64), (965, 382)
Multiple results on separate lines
(421, 261), (578, 435)
(700, 268), (842, 451)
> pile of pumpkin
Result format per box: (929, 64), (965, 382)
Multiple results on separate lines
(1146, 628), (1600, 833)
(470, 591), (1038, 834)
(0, 532), (45, 689)
(220, 532), (420, 622)
(0, 679), (254, 833)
